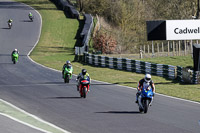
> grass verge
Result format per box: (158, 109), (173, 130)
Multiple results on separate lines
(16, 0), (200, 103)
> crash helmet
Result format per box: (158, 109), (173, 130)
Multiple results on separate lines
(82, 69), (87, 75)
(66, 60), (71, 65)
(144, 74), (151, 83)
(14, 49), (17, 52)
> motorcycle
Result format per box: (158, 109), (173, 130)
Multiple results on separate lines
(8, 22), (12, 29)
(12, 52), (19, 64)
(29, 15), (34, 22)
(79, 76), (90, 98)
(63, 66), (73, 83)
(137, 86), (154, 113)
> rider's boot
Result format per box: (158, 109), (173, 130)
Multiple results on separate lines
(77, 85), (79, 91)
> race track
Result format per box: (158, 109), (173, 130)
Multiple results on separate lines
(0, 1), (200, 133)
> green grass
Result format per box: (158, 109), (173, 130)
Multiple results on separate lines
(140, 55), (193, 68)
(15, 0), (200, 103)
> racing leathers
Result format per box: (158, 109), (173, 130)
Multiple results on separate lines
(136, 78), (155, 103)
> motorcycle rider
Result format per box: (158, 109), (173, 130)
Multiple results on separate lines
(62, 60), (72, 78)
(11, 49), (19, 61)
(8, 19), (13, 23)
(8, 19), (13, 27)
(76, 69), (91, 91)
(29, 12), (33, 18)
(135, 74), (155, 104)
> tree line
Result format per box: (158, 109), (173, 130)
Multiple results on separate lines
(74, 0), (197, 54)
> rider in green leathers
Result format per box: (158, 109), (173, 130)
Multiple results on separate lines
(11, 49), (19, 62)
(8, 19), (13, 23)
(29, 12), (33, 17)
(62, 60), (73, 78)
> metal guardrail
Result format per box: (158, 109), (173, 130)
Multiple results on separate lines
(83, 53), (200, 84)
(51, 0), (93, 55)
(76, 14), (93, 55)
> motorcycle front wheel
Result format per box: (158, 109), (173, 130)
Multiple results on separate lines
(143, 99), (149, 113)
(64, 74), (70, 83)
(83, 87), (87, 98)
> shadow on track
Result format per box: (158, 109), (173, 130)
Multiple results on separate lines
(91, 81), (137, 86)
(20, 20), (33, 22)
(46, 96), (81, 99)
(95, 111), (140, 114)
(1, 27), (11, 30)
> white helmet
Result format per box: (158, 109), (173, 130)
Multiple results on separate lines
(66, 60), (70, 64)
(144, 74), (151, 83)
(14, 49), (17, 52)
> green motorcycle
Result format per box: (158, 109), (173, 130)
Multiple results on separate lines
(12, 52), (19, 64)
(63, 66), (73, 83)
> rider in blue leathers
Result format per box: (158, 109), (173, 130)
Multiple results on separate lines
(135, 74), (155, 103)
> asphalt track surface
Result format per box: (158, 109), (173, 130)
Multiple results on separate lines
(0, 1), (200, 133)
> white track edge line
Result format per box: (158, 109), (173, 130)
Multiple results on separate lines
(0, 99), (70, 133)
(0, 112), (52, 133)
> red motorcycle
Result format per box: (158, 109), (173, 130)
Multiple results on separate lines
(79, 78), (90, 98)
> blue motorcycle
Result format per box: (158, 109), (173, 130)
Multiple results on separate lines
(137, 86), (154, 113)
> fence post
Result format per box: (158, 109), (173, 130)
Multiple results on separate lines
(168, 41), (170, 56)
(157, 43), (159, 55)
(162, 42), (164, 53)
(140, 47), (143, 59)
(152, 41), (154, 57)
(176, 43), (178, 56)
(184, 41), (187, 55)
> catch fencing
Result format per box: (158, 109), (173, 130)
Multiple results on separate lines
(83, 53), (200, 84)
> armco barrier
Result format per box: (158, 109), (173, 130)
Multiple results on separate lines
(50, 0), (93, 55)
(78, 14), (93, 55)
(83, 53), (200, 84)
(51, 0), (79, 19)
(84, 53), (177, 79)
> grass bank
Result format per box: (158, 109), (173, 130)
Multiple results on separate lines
(16, 0), (200, 102)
